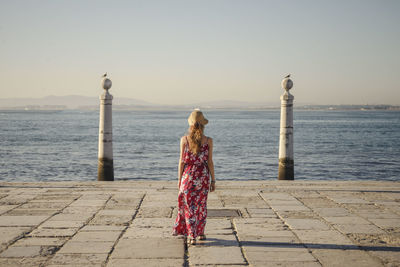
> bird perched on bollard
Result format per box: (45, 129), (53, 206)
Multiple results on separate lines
(102, 73), (107, 78)
(285, 74), (290, 78)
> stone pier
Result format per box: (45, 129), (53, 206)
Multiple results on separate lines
(0, 180), (399, 266)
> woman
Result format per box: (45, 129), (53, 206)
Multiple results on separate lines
(173, 109), (216, 245)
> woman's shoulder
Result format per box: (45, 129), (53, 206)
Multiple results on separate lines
(204, 136), (213, 144)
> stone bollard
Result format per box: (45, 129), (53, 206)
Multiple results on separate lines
(98, 75), (114, 181)
(278, 76), (294, 180)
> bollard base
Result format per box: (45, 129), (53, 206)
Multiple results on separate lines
(98, 158), (114, 181)
(278, 158), (294, 180)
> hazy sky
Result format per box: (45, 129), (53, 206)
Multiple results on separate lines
(0, 0), (399, 105)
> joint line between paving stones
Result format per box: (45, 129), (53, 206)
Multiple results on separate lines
(103, 193), (146, 267)
(0, 191), (83, 255)
(230, 218), (250, 266)
(258, 192), (323, 266)
(41, 193), (113, 266)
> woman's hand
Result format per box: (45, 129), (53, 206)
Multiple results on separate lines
(210, 181), (216, 192)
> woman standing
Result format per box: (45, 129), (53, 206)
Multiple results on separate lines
(173, 109), (216, 245)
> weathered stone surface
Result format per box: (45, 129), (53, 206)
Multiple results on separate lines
(57, 241), (114, 254)
(0, 216), (48, 226)
(323, 216), (371, 225)
(0, 180), (399, 267)
(313, 207), (351, 217)
(48, 253), (108, 265)
(39, 220), (85, 228)
(136, 207), (174, 218)
(13, 237), (67, 246)
(49, 213), (94, 222)
(246, 250), (316, 263)
(284, 218), (330, 230)
(122, 226), (173, 239)
(111, 238), (184, 259)
(0, 246), (42, 257)
(0, 227), (31, 247)
(71, 231), (121, 242)
(311, 249), (384, 267)
(0, 205), (18, 215)
(107, 258), (185, 267)
(80, 225), (125, 231)
(6, 209), (59, 216)
(89, 214), (132, 225)
(334, 224), (385, 234)
(189, 246), (246, 265)
(0, 257), (48, 266)
(293, 230), (355, 247)
(273, 205), (311, 212)
(29, 228), (79, 237)
(368, 218), (400, 228)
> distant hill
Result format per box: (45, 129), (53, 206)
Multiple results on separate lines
(0, 95), (153, 109)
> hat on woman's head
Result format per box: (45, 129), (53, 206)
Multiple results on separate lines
(188, 109), (208, 126)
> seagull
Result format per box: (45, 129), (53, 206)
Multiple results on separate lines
(285, 74), (290, 78)
(102, 73), (107, 78)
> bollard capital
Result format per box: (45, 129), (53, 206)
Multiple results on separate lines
(101, 77), (112, 91)
(281, 77), (293, 91)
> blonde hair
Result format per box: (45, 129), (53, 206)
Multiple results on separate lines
(188, 122), (204, 154)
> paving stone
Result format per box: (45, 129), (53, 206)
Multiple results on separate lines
(189, 246), (245, 265)
(0, 216), (48, 226)
(0, 205), (18, 214)
(328, 197), (370, 204)
(19, 202), (70, 209)
(311, 249), (384, 267)
(57, 241), (114, 254)
(89, 214), (132, 225)
(323, 216), (371, 225)
(136, 207), (174, 218)
(96, 209), (135, 216)
(284, 218), (330, 230)
(246, 250), (316, 263)
(111, 238), (184, 259)
(313, 207), (351, 217)
(368, 218), (400, 228)
(40, 220), (85, 228)
(334, 224), (386, 234)
(251, 262), (321, 267)
(273, 205), (311, 212)
(0, 257), (48, 266)
(48, 253), (108, 265)
(71, 231), (121, 242)
(80, 225), (125, 231)
(29, 228), (79, 237)
(13, 237), (67, 246)
(69, 200), (107, 207)
(0, 246), (42, 257)
(293, 230), (355, 248)
(123, 226), (173, 238)
(6, 208), (59, 216)
(49, 213), (94, 222)
(194, 234), (238, 247)
(0, 227), (31, 247)
(107, 258), (185, 267)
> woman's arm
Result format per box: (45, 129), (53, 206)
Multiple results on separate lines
(178, 137), (185, 189)
(208, 138), (216, 192)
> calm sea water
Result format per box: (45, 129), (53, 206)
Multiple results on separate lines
(0, 110), (399, 182)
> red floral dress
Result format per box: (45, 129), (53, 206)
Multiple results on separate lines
(173, 137), (210, 239)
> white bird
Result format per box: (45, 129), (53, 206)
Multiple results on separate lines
(102, 73), (107, 78)
(285, 74), (290, 78)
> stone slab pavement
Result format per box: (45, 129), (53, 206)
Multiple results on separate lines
(0, 180), (399, 266)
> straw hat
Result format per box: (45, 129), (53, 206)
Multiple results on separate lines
(188, 109), (208, 126)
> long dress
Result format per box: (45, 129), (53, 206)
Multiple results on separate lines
(173, 138), (210, 239)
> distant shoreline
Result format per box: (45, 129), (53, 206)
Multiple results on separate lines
(1, 105), (399, 111)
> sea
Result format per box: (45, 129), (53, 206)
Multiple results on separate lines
(0, 109), (399, 182)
